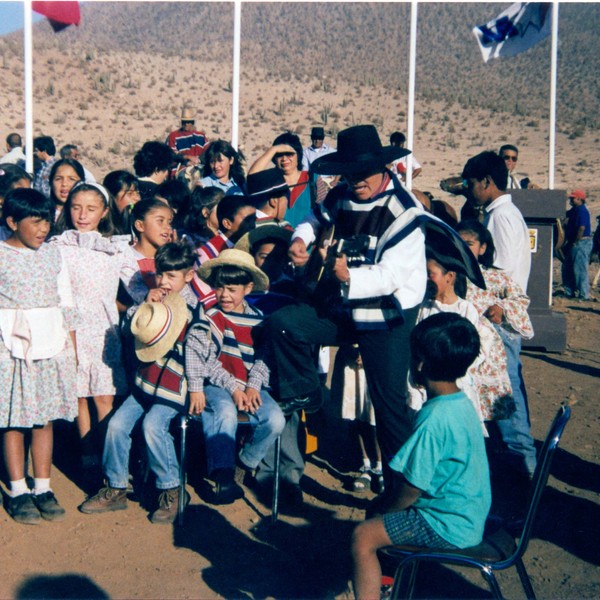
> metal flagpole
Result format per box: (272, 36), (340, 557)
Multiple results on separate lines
(24, 0), (34, 174)
(231, 0), (241, 150)
(405, 0), (418, 191)
(548, 0), (559, 190)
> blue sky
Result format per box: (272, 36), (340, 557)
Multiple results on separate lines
(0, 2), (44, 36)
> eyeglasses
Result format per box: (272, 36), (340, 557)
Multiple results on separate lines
(502, 155), (518, 162)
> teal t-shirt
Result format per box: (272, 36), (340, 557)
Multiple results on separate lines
(389, 391), (491, 548)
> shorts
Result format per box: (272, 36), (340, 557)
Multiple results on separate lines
(383, 507), (457, 549)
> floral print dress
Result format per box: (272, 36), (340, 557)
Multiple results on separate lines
(0, 242), (78, 427)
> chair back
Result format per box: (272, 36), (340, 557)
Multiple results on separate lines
(506, 405), (571, 566)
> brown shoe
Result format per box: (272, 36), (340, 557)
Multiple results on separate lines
(79, 486), (128, 514)
(150, 487), (189, 524)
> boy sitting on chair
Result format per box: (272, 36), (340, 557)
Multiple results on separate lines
(186, 249), (285, 504)
(79, 242), (203, 524)
(351, 313), (491, 600)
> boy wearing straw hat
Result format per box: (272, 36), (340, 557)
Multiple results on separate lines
(80, 242), (202, 523)
(186, 249), (285, 504)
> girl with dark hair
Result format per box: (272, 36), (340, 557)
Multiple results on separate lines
(179, 187), (224, 248)
(248, 131), (311, 227)
(457, 219), (537, 478)
(0, 164), (32, 241)
(50, 183), (147, 484)
(103, 170), (141, 236)
(0, 188), (78, 524)
(200, 140), (245, 196)
(49, 158), (85, 221)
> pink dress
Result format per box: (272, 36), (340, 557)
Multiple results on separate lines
(51, 231), (146, 398)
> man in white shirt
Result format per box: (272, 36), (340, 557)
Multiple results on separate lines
(302, 127), (335, 170)
(1, 133), (26, 167)
(462, 151), (531, 291)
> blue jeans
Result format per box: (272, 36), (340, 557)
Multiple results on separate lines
(562, 238), (592, 299)
(494, 326), (537, 477)
(103, 395), (180, 490)
(202, 385), (285, 475)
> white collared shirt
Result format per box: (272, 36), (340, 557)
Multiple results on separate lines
(484, 194), (531, 291)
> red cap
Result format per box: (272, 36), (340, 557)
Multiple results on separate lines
(569, 189), (586, 200)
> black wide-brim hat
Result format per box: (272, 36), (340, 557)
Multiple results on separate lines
(312, 124), (410, 176)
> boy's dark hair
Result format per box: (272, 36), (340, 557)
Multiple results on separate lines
(461, 151), (508, 192)
(133, 141), (176, 177)
(216, 194), (253, 230)
(33, 135), (56, 156)
(2, 188), (55, 225)
(390, 131), (406, 146)
(411, 313), (480, 381)
(156, 178), (190, 214)
(155, 241), (195, 274)
(272, 131), (303, 170)
(6, 133), (22, 149)
(456, 220), (496, 269)
(212, 265), (253, 288)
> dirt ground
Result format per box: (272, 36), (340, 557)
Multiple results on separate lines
(1, 260), (598, 600)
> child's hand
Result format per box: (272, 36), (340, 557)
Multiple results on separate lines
(232, 389), (249, 411)
(146, 288), (166, 303)
(189, 391), (205, 416)
(485, 304), (504, 324)
(244, 387), (262, 413)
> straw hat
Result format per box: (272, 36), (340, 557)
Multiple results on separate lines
(197, 248), (269, 292)
(130, 292), (189, 362)
(181, 107), (195, 122)
(235, 224), (293, 254)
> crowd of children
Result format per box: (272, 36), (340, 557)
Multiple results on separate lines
(0, 128), (543, 600)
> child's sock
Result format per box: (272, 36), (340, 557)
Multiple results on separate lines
(33, 478), (51, 495)
(374, 461), (383, 472)
(362, 457), (372, 470)
(10, 478), (29, 498)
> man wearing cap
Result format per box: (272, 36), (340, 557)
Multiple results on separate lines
(302, 127), (335, 170)
(562, 189), (592, 300)
(263, 125), (430, 498)
(165, 107), (209, 168)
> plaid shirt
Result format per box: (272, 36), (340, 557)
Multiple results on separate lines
(34, 157), (57, 199)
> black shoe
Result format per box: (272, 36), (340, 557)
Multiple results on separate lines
(32, 491), (66, 521)
(213, 481), (244, 505)
(279, 389), (323, 416)
(6, 493), (42, 525)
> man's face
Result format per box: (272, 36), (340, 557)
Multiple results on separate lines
(70, 148), (80, 161)
(500, 150), (518, 173)
(182, 121), (194, 132)
(465, 177), (490, 207)
(569, 195), (584, 208)
(345, 170), (385, 201)
(312, 138), (324, 149)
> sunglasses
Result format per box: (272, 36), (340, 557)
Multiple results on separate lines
(502, 155), (518, 162)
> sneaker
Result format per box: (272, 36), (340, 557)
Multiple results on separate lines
(371, 468), (385, 495)
(279, 389), (323, 416)
(79, 486), (128, 514)
(150, 487), (189, 524)
(32, 491), (66, 521)
(213, 481), (244, 505)
(6, 493), (42, 525)
(353, 466), (371, 492)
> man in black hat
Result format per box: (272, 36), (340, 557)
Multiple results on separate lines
(261, 125), (430, 500)
(302, 126), (335, 170)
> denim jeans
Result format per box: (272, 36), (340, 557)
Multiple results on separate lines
(494, 326), (537, 477)
(202, 384), (285, 474)
(103, 395), (180, 490)
(562, 238), (592, 299)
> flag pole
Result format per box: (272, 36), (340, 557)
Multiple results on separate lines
(24, 0), (34, 175)
(548, 1), (559, 190)
(231, 0), (241, 150)
(405, 0), (418, 191)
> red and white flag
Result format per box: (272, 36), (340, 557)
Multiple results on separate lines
(32, 1), (80, 32)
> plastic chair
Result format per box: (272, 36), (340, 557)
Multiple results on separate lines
(177, 413), (281, 526)
(378, 405), (571, 600)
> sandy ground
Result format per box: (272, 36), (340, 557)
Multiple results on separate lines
(1, 271), (598, 599)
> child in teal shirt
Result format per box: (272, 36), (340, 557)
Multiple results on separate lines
(352, 313), (491, 599)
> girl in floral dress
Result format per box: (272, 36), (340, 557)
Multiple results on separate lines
(0, 188), (78, 524)
(50, 183), (147, 485)
(457, 220), (537, 477)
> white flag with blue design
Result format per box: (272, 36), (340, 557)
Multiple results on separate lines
(473, 2), (552, 63)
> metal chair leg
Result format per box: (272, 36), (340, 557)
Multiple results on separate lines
(177, 415), (188, 526)
(271, 435), (281, 524)
(480, 566), (504, 600)
(515, 558), (537, 600)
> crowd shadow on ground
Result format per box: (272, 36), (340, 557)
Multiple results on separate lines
(13, 573), (109, 599)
